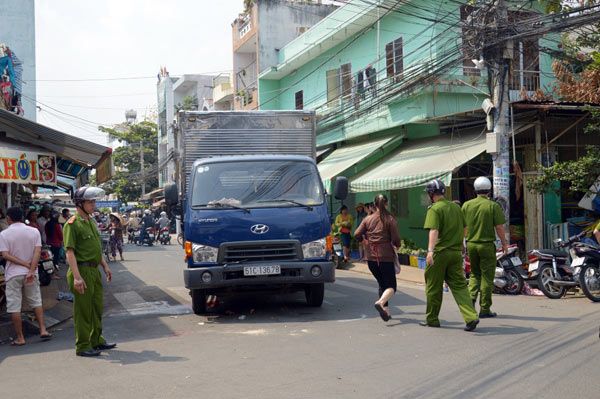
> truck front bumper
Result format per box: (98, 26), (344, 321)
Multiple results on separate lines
(184, 261), (335, 290)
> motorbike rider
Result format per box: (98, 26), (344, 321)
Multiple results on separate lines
(421, 179), (479, 331)
(127, 212), (140, 242)
(157, 211), (170, 231)
(462, 177), (508, 318)
(141, 209), (155, 242)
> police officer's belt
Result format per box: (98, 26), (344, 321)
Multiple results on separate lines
(78, 261), (99, 268)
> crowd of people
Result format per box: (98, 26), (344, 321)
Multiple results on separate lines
(1, 195), (172, 350)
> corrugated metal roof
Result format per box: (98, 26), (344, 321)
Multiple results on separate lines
(0, 108), (111, 167)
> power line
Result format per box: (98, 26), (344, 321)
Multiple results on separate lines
(33, 69), (233, 82)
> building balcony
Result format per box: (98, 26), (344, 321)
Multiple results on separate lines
(214, 81), (234, 105)
(232, 10), (258, 53)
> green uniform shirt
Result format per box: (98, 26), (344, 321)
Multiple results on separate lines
(423, 199), (465, 252)
(63, 214), (102, 264)
(462, 196), (506, 243)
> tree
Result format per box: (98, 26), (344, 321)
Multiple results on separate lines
(528, 1), (600, 194)
(175, 95), (199, 112)
(99, 121), (159, 202)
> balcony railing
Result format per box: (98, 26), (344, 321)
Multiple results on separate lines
(510, 70), (540, 92)
(239, 21), (252, 39)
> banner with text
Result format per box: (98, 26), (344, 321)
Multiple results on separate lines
(0, 148), (57, 186)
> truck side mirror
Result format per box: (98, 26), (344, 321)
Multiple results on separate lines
(334, 176), (348, 201)
(164, 183), (179, 206)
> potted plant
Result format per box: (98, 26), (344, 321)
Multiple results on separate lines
(416, 249), (428, 269)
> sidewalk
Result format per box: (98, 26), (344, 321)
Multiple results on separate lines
(0, 266), (73, 344)
(342, 260), (425, 285)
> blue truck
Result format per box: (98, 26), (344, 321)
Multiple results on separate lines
(164, 110), (347, 314)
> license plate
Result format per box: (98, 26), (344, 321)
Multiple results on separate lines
(333, 244), (342, 251)
(511, 257), (522, 266)
(243, 265), (281, 276)
(43, 261), (54, 271)
(529, 261), (539, 272)
(572, 257), (585, 266)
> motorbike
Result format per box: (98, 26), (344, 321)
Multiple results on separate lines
(527, 231), (585, 299)
(569, 236), (600, 302)
(331, 234), (344, 269)
(158, 227), (171, 245)
(127, 228), (136, 244)
(464, 244), (526, 295)
(38, 246), (55, 287)
(100, 229), (111, 262)
(137, 227), (155, 246)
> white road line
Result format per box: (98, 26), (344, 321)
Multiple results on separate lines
(113, 291), (145, 309)
(334, 279), (376, 293)
(112, 291), (191, 316)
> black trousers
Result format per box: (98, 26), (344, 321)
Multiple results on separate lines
(367, 260), (397, 306)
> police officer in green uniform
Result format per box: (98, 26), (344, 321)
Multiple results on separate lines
(462, 176), (508, 318)
(421, 179), (479, 331)
(64, 186), (116, 357)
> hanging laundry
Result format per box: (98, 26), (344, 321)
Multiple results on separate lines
(11, 53), (23, 95)
(0, 55), (15, 88)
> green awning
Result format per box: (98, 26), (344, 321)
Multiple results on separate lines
(350, 132), (487, 192)
(318, 136), (397, 190)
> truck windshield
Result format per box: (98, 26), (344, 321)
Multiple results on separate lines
(191, 160), (324, 209)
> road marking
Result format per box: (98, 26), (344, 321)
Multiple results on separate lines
(337, 314), (368, 323)
(112, 291), (191, 316)
(334, 279), (376, 293)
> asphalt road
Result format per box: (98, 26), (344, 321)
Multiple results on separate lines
(1, 242), (599, 399)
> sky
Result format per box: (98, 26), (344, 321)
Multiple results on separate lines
(35, 0), (243, 146)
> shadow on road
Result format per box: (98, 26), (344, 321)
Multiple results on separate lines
(103, 349), (188, 365)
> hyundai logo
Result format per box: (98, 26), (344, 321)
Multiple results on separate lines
(250, 224), (269, 234)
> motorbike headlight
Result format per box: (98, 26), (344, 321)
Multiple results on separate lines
(192, 244), (218, 263)
(302, 238), (327, 259)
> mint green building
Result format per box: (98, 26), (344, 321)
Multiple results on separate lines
(258, 0), (567, 250)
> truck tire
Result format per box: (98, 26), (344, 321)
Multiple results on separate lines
(191, 289), (208, 315)
(305, 283), (324, 307)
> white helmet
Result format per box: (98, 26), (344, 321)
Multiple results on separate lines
(160, 211), (167, 217)
(144, 209), (151, 215)
(474, 176), (492, 193)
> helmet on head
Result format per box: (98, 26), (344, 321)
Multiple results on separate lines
(474, 176), (492, 193)
(144, 209), (151, 215)
(73, 186), (105, 209)
(425, 179), (446, 196)
(160, 211), (167, 217)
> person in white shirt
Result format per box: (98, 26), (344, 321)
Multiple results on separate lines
(0, 206), (51, 346)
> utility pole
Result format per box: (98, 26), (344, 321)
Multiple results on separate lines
(140, 140), (145, 198)
(490, 0), (511, 242)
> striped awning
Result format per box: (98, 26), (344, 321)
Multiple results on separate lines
(350, 132), (487, 192)
(317, 136), (397, 190)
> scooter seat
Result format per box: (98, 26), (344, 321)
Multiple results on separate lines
(536, 249), (567, 257)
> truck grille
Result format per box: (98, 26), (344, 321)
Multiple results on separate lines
(222, 242), (299, 263)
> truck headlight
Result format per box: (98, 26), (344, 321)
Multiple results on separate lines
(192, 243), (218, 263)
(302, 238), (327, 259)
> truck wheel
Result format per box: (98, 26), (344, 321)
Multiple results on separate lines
(191, 289), (208, 315)
(305, 283), (324, 307)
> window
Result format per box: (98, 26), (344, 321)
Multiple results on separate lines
(385, 38), (403, 82)
(295, 90), (303, 110)
(326, 63), (352, 107)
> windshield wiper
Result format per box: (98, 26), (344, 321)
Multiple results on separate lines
(192, 202), (250, 213)
(257, 199), (313, 211)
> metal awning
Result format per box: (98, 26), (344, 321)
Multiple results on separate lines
(0, 109), (112, 180)
(318, 136), (399, 190)
(350, 132), (487, 193)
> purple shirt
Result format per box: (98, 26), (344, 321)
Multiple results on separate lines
(0, 222), (42, 281)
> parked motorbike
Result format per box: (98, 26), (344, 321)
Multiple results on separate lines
(38, 246), (55, 287)
(527, 231), (585, 299)
(331, 234), (344, 269)
(464, 244), (526, 295)
(568, 236), (600, 302)
(158, 227), (171, 245)
(100, 230), (111, 262)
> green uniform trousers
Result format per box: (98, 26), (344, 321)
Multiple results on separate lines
(467, 242), (497, 314)
(424, 250), (478, 326)
(67, 266), (106, 353)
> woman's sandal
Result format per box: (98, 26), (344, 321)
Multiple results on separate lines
(374, 303), (391, 322)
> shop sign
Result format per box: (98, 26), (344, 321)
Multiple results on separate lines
(0, 149), (57, 186)
(96, 200), (121, 209)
